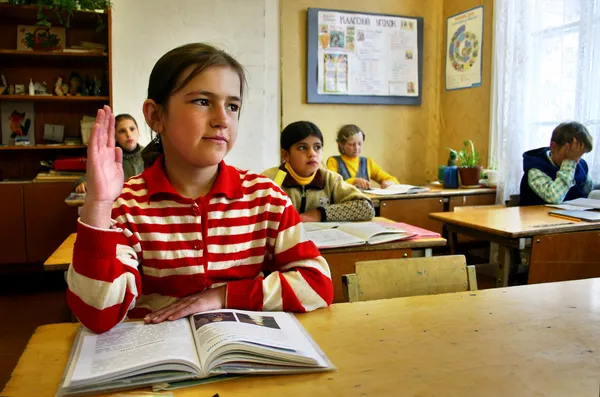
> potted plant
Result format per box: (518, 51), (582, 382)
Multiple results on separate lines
(451, 140), (482, 187)
(8, 0), (112, 31)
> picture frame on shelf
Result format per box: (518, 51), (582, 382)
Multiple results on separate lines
(17, 25), (66, 52)
(1, 101), (35, 146)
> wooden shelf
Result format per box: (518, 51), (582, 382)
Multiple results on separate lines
(0, 95), (109, 102)
(0, 49), (107, 58)
(0, 145), (87, 151)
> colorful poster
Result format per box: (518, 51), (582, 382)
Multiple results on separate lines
(446, 6), (483, 90)
(317, 11), (419, 97)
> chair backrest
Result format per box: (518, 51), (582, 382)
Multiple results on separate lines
(342, 255), (477, 302)
(505, 194), (521, 207)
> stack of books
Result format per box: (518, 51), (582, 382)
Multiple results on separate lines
(33, 170), (84, 183)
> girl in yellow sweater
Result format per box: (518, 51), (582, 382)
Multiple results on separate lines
(327, 124), (399, 189)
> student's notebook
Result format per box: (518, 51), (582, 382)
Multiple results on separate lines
(546, 197), (600, 211)
(56, 309), (334, 397)
(548, 209), (600, 222)
(305, 221), (416, 249)
(365, 184), (430, 196)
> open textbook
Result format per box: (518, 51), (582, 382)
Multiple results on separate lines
(57, 309), (334, 396)
(304, 221), (416, 249)
(545, 198), (600, 211)
(365, 184), (430, 196)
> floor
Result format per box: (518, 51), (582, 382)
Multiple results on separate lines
(0, 268), (71, 390)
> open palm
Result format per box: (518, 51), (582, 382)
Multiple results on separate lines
(86, 106), (124, 203)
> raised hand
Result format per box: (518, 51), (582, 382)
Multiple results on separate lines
(86, 106), (124, 203)
(81, 106), (124, 228)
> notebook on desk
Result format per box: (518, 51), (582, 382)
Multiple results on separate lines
(365, 184), (430, 196)
(548, 209), (600, 222)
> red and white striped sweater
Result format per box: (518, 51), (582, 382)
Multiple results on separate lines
(67, 156), (333, 334)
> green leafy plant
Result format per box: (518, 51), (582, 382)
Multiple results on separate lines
(452, 140), (480, 168)
(8, 0), (112, 31)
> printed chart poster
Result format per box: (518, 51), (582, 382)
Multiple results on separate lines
(446, 6), (483, 90)
(317, 11), (419, 97)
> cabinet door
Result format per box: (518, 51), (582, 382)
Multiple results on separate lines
(0, 184), (27, 264)
(24, 183), (79, 263)
(379, 197), (445, 234)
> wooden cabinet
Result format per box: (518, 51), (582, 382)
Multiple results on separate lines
(0, 4), (111, 266)
(0, 184), (26, 264)
(0, 182), (78, 264)
(379, 197), (445, 234)
(24, 182), (78, 263)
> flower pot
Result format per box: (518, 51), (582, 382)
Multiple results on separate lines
(458, 166), (482, 186)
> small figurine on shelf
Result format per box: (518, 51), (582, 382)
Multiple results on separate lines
(69, 72), (83, 96)
(34, 81), (50, 96)
(55, 76), (68, 96)
(0, 75), (7, 95)
(82, 75), (93, 96)
(93, 75), (103, 97)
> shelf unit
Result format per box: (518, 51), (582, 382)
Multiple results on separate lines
(0, 3), (111, 265)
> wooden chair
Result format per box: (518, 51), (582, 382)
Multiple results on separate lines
(342, 255), (477, 302)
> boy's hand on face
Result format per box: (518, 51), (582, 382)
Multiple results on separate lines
(564, 138), (587, 162)
(354, 178), (371, 190)
(300, 209), (323, 222)
(144, 286), (226, 324)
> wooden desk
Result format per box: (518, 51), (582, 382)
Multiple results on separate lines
(370, 185), (496, 234)
(6, 278), (600, 397)
(44, 233), (76, 271)
(44, 231), (447, 303)
(430, 206), (600, 287)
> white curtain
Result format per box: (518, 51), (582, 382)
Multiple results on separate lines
(490, 0), (600, 203)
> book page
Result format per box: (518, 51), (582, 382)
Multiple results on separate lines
(305, 228), (365, 249)
(190, 310), (328, 372)
(563, 198), (600, 209)
(545, 203), (594, 211)
(366, 184), (429, 196)
(66, 320), (200, 386)
(302, 222), (349, 232)
(337, 221), (414, 244)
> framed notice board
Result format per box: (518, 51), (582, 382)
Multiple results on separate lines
(307, 8), (424, 105)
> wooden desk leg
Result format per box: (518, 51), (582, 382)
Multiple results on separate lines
(495, 244), (511, 288)
(448, 231), (458, 254)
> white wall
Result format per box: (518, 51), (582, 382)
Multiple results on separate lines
(111, 0), (280, 173)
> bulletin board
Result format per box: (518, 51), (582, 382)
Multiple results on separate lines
(307, 8), (423, 105)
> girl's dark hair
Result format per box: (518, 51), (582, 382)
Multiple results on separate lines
(280, 121), (324, 151)
(115, 113), (138, 129)
(336, 124), (365, 155)
(551, 121), (593, 152)
(141, 43), (247, 167)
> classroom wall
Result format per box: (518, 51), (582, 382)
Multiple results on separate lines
(110, 0), (280, 173)
(280, 0), (445, 185)
(440, 0), (493, 168)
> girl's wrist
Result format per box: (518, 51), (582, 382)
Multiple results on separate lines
(80, 200), (114, 229)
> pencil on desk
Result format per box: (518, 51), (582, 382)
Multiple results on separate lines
(548, 213), (581, 222)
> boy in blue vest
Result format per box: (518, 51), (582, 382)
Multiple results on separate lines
(520, 121), (594, 206)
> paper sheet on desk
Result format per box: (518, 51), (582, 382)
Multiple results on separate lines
(365, 184), (430, 196)
(545, 204), (594, 211)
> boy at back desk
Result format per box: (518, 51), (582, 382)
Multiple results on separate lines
(520, 121), (594, 206)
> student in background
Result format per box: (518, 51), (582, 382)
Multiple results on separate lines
(68, 43), (333, 334)
(327, 124), (399, 190)
(74, 114), (145, 193)
(263, 121), (374, 222)
(520, 121), (594, 206)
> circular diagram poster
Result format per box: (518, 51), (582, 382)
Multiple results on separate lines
(446, 6), (483, 90)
